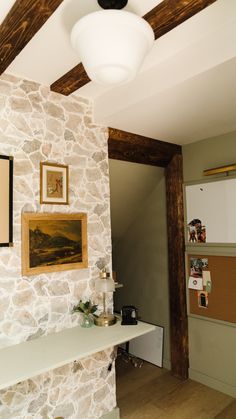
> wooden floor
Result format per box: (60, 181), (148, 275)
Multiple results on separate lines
(116, 357), (236, 419)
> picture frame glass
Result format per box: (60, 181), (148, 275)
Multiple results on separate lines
(41, 163), (68, 204)
(29, 219), (82, 268)
(0, 155), (13, 246)
(22, 213), (88, 276)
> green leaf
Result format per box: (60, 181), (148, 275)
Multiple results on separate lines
(72, 300), (98, 315)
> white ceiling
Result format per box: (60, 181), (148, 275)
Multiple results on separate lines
(2, 0), (236, 145)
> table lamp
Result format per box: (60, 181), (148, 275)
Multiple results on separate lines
(94, 268), (117, 326)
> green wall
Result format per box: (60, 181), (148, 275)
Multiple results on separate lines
(183, 131), (236, 181)
(183, 130), (236, 397)
(110, 163), (170, 369)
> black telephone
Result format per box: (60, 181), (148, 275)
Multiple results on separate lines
(121, 305), (138, 325)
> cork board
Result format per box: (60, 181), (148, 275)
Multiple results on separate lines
(188, 255), (236, 324)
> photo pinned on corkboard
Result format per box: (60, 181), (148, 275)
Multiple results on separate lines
(188, 218), (206, 243)
(22, 213), (88, 276)
(40, 162), (69, 205)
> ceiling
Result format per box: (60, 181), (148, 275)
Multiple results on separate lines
(1, 0), (236, 145)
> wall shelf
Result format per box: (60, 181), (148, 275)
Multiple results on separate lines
(0, 320), (155, 390)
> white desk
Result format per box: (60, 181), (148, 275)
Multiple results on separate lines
(0, 320), (155, 390)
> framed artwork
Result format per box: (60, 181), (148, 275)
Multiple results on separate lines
(22, 213), (88, 276)
(40, 162), (69, 205)
(0, 155), (13, 247)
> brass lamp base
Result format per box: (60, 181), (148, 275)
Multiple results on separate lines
(94, 314), (117, 327)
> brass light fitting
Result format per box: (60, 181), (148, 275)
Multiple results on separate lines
(203, 164), (236, 176)
(94, 268), (117, 327)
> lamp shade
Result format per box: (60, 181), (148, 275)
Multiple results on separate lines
(71, 10), (154, 85)
(95, 277), (115, 292)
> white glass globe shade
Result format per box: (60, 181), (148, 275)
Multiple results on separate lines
(71, 10), (154, 85)
(95, 278), (115, 292)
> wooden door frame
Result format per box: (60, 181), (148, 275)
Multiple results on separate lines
(108, 128), (188, 380)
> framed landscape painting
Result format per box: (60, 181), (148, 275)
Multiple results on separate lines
(22, 213), (88, 276)
(40, 162), (69, 205)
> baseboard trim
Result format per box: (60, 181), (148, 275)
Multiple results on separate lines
(189, 368), (236, 398)
(163, 358), (171, 370)
(100, 407), (120, 419)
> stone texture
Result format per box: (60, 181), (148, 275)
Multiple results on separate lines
(28, 393), (47, 413)
(43, 102), (65, 120)
(13, 310), (37, 327)
(20, 80), (39, 94)
(48, 280), (70, 296)
(14, 160), (33, 176)
(0, 298), (10, 321)
(66, 114), (82, 131)
(0, 80), (12, 95)
(11, 114), (32, 136)
(64, 128), (76, 142)
(0, 73), (115, 419)
(12, 290), (35, 307)
(22, 139), (41, 153)
(62, 100), (84, 114)
(28, 92), (43, 113)
(9, 97), (32, 113)
(46, 118), (63, 136)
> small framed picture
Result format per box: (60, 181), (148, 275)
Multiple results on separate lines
(40, 162), (69, 205)
(197, 291), (208, 309)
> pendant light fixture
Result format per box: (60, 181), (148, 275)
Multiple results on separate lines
(71, 0), (154, 85)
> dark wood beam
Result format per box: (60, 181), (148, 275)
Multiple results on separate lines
(109, 131), (188, 378)
(0, 0), (64, 75)
(50, 63), (90, 96)
(108, 128), (181, 167)
(165, 154), (188, 380)
(50, 0), (217, 95)
(143, 0), (217, 40)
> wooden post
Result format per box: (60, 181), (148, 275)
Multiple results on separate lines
(165, 154), (188, 380)
(108, 130), (189, 379)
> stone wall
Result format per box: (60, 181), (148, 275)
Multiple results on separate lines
(0, 73), (116, 418)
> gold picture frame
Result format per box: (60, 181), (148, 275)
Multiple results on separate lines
(22, 213), (88, 276)
(40, 162), (69, 205)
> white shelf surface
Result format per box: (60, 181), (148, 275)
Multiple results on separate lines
(0, 320), (155, 390)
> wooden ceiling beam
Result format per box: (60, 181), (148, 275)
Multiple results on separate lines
(0, 0), (64, 75)
(50, 0), (217, 95)
(143, 0), (217, 40)
(50, 63), (90, 96)
(108, 127), (181, 167)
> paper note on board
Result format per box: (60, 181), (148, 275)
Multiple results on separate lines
(188, 276), (203, 290)
(206, 280), (212, 293)
(203, 271), (211, 286)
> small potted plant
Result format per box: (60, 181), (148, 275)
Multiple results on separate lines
(72, 300), (98, 328)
